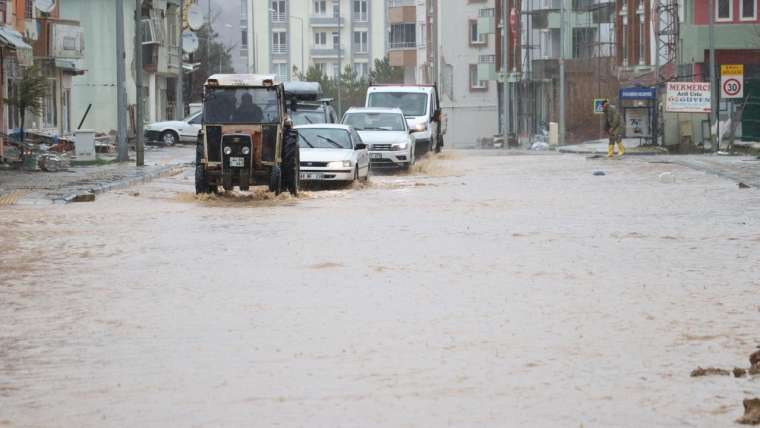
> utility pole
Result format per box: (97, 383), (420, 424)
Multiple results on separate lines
(336, 0), (343, 115)
(503, 0), (510, 141)
(116, 0), (128, 161)
(176, 0), (184, 120)
(708, 0), (718, 151)
(135, 0), (144, 166)
(559, 0), (566, 146)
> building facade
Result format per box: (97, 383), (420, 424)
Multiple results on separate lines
(437, 0), (499, 147)
(247, 0), (387, 81)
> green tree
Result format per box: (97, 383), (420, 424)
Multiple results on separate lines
(370, 57), (404, 84)
(3, 64), (49, 140)
(187, 22), (235, 102)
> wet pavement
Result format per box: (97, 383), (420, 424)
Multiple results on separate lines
(1, 151), (759, 427)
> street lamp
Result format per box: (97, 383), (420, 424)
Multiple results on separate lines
(270, 9), (305, 78)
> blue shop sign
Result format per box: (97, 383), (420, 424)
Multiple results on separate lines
(619, 86), (656, 100)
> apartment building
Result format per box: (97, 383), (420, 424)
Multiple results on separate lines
(385, 0), (437, 84)
(437, 0), (499, 147)
(0, 0), (34, 139)
(247, 0), (386, 82)
(240, 0), (249, 72)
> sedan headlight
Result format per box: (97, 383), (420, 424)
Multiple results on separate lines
(223, 146), (232, 155)
(241, 146), (250, 155)
(392, 143), (408, 151)
(328, 160), (352, 168)
(415, 122), (428, 132)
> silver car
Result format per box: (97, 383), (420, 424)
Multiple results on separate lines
(341, 107), (415, 170)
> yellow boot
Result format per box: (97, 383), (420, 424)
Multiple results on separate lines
(607, 144), (614, 159)
(617, 141), (625, 158)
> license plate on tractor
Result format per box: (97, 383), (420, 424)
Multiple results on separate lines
(229, 157), (245, 167)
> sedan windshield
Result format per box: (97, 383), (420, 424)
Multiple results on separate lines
(298, 128), (352, 149)
(291, 110), (326, 125)
(368, 92), (428, 117)
(204, 87), (280, 124)
(343, 112), (405, 132)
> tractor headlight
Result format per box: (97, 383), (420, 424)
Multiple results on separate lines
(223, 146), (232, 155)
(392, 143), (408, 151)
(241, 146), (250, 155)
(328, 160), (352, 168)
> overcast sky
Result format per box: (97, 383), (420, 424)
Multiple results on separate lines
(198, 0), (247, 73)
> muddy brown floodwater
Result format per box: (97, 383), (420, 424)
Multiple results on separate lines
(1, 151), (759, 427)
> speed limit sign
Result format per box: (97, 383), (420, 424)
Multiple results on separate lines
(720, 64), (744, 99)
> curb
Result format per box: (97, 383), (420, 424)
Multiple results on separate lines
(558, 147), (668, 156)
(52, 163), (189, 205)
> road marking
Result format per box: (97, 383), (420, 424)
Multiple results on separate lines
(0, 190), (30, 206)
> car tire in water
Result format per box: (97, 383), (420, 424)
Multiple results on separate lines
(194, 142), (210, 194)
(281, 128), (300, 196)
(162, 130), (178, 146)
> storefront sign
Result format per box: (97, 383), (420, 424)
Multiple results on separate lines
(665, 82), (711, 113)
(619, 87), (656, 100)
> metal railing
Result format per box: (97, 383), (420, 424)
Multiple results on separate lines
(271, 11), (287, 22)
(389, 41), (416, 49)
(479, 8), (495, 17)
(353, 12), (368, 21)
(389, 0), (415, 6)
(479, 54), (497, 64)
(272, 44), (289, 55)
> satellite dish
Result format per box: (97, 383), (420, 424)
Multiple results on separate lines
(187, 4), (205, 31)
(182, 31), (199, 54)
(34, 0), (55, 13)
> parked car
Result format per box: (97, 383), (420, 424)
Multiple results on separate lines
(342, 107), (415, 170)
(284, 81), (338, 125)
(296, 124), (369, 183)
(366, 84), (445, 153)
(144, 111), (202, 145)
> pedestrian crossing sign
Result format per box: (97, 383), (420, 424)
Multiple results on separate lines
(594, 99), (607, 114)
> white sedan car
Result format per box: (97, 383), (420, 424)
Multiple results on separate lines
(296, 124), (370, 183)
(341, 107), (415, 170)
(144, 111), (202, 145)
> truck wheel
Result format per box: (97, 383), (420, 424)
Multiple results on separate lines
(281, 128), (300, 196)
(195, 142), (210, 194)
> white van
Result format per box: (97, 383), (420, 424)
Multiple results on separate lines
(365, 84), (445, 154)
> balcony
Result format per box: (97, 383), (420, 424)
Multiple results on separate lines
(478, 8), (496, 34)
(271, 11), (288, 23)
(309, 15), (344, 27)
(272, 43), (288, 55)
(310, 46), (345, 58)
(478, 55), (497, 81)
(352, 11), (369, 22)
(353, 44), (369, 55)
(388, 48), (416, 67)
(388, 5), (415, 24)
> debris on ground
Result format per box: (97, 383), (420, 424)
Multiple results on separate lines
(750, 349), (760, 366)
(587, 154), (603, 159)
(737, 398), (760, 425)
(734, 367), (748, 378)
(738, 182), (751, 189)
(72, 193), (95, 203)
(592, 170), (606, 176)
(690, 367), (731, 377)
(530, 142), (550, 151)
(37, 153), (71, 172)
(658, 172), (676, 183)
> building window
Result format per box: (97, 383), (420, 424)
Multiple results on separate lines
(389, 23), (415, 48)
(25, 0), (33, 18)
(716, 0), (732, 20)
(469, 20), (486, 45)
(314, 31), (327, 46)
(353, 0), (368, 21)
(314, 0), (327, 15)
(332, 63), (340, 78)
(572, 28), (595, 59)
(638, 15), (645, 64)
(241, 0), (248, 14)
(272, 31), (288, 54)
(241, 29), (248, 47)
(271, 0), (287, 21)
(42, 79), (57, 129)
(273, 63), (289, 82)
(353, 30), (368, 53)
(332, 31), (340, 48)
(314, 62), (326, 74)
(741, 0), (756, 19)
(353, 62), (369, 79)
(332, 2), (340, 17)
(469, 64), (487, 90)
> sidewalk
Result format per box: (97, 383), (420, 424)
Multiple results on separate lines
(0, 146), (194, 205)
(558, 138), (668, 156)
(655, 154), (760, 188)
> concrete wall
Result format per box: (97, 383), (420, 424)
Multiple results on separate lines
(62, 0), (138, 133)
(438, 0), (498, 147)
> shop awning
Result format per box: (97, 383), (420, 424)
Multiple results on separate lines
(0, 26), (33, 66)
(55, 58), (87, 75)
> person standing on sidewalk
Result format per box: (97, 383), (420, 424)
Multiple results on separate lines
(602, 100), (625, 159)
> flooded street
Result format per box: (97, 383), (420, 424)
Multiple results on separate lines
(1, 151), (759, 427)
